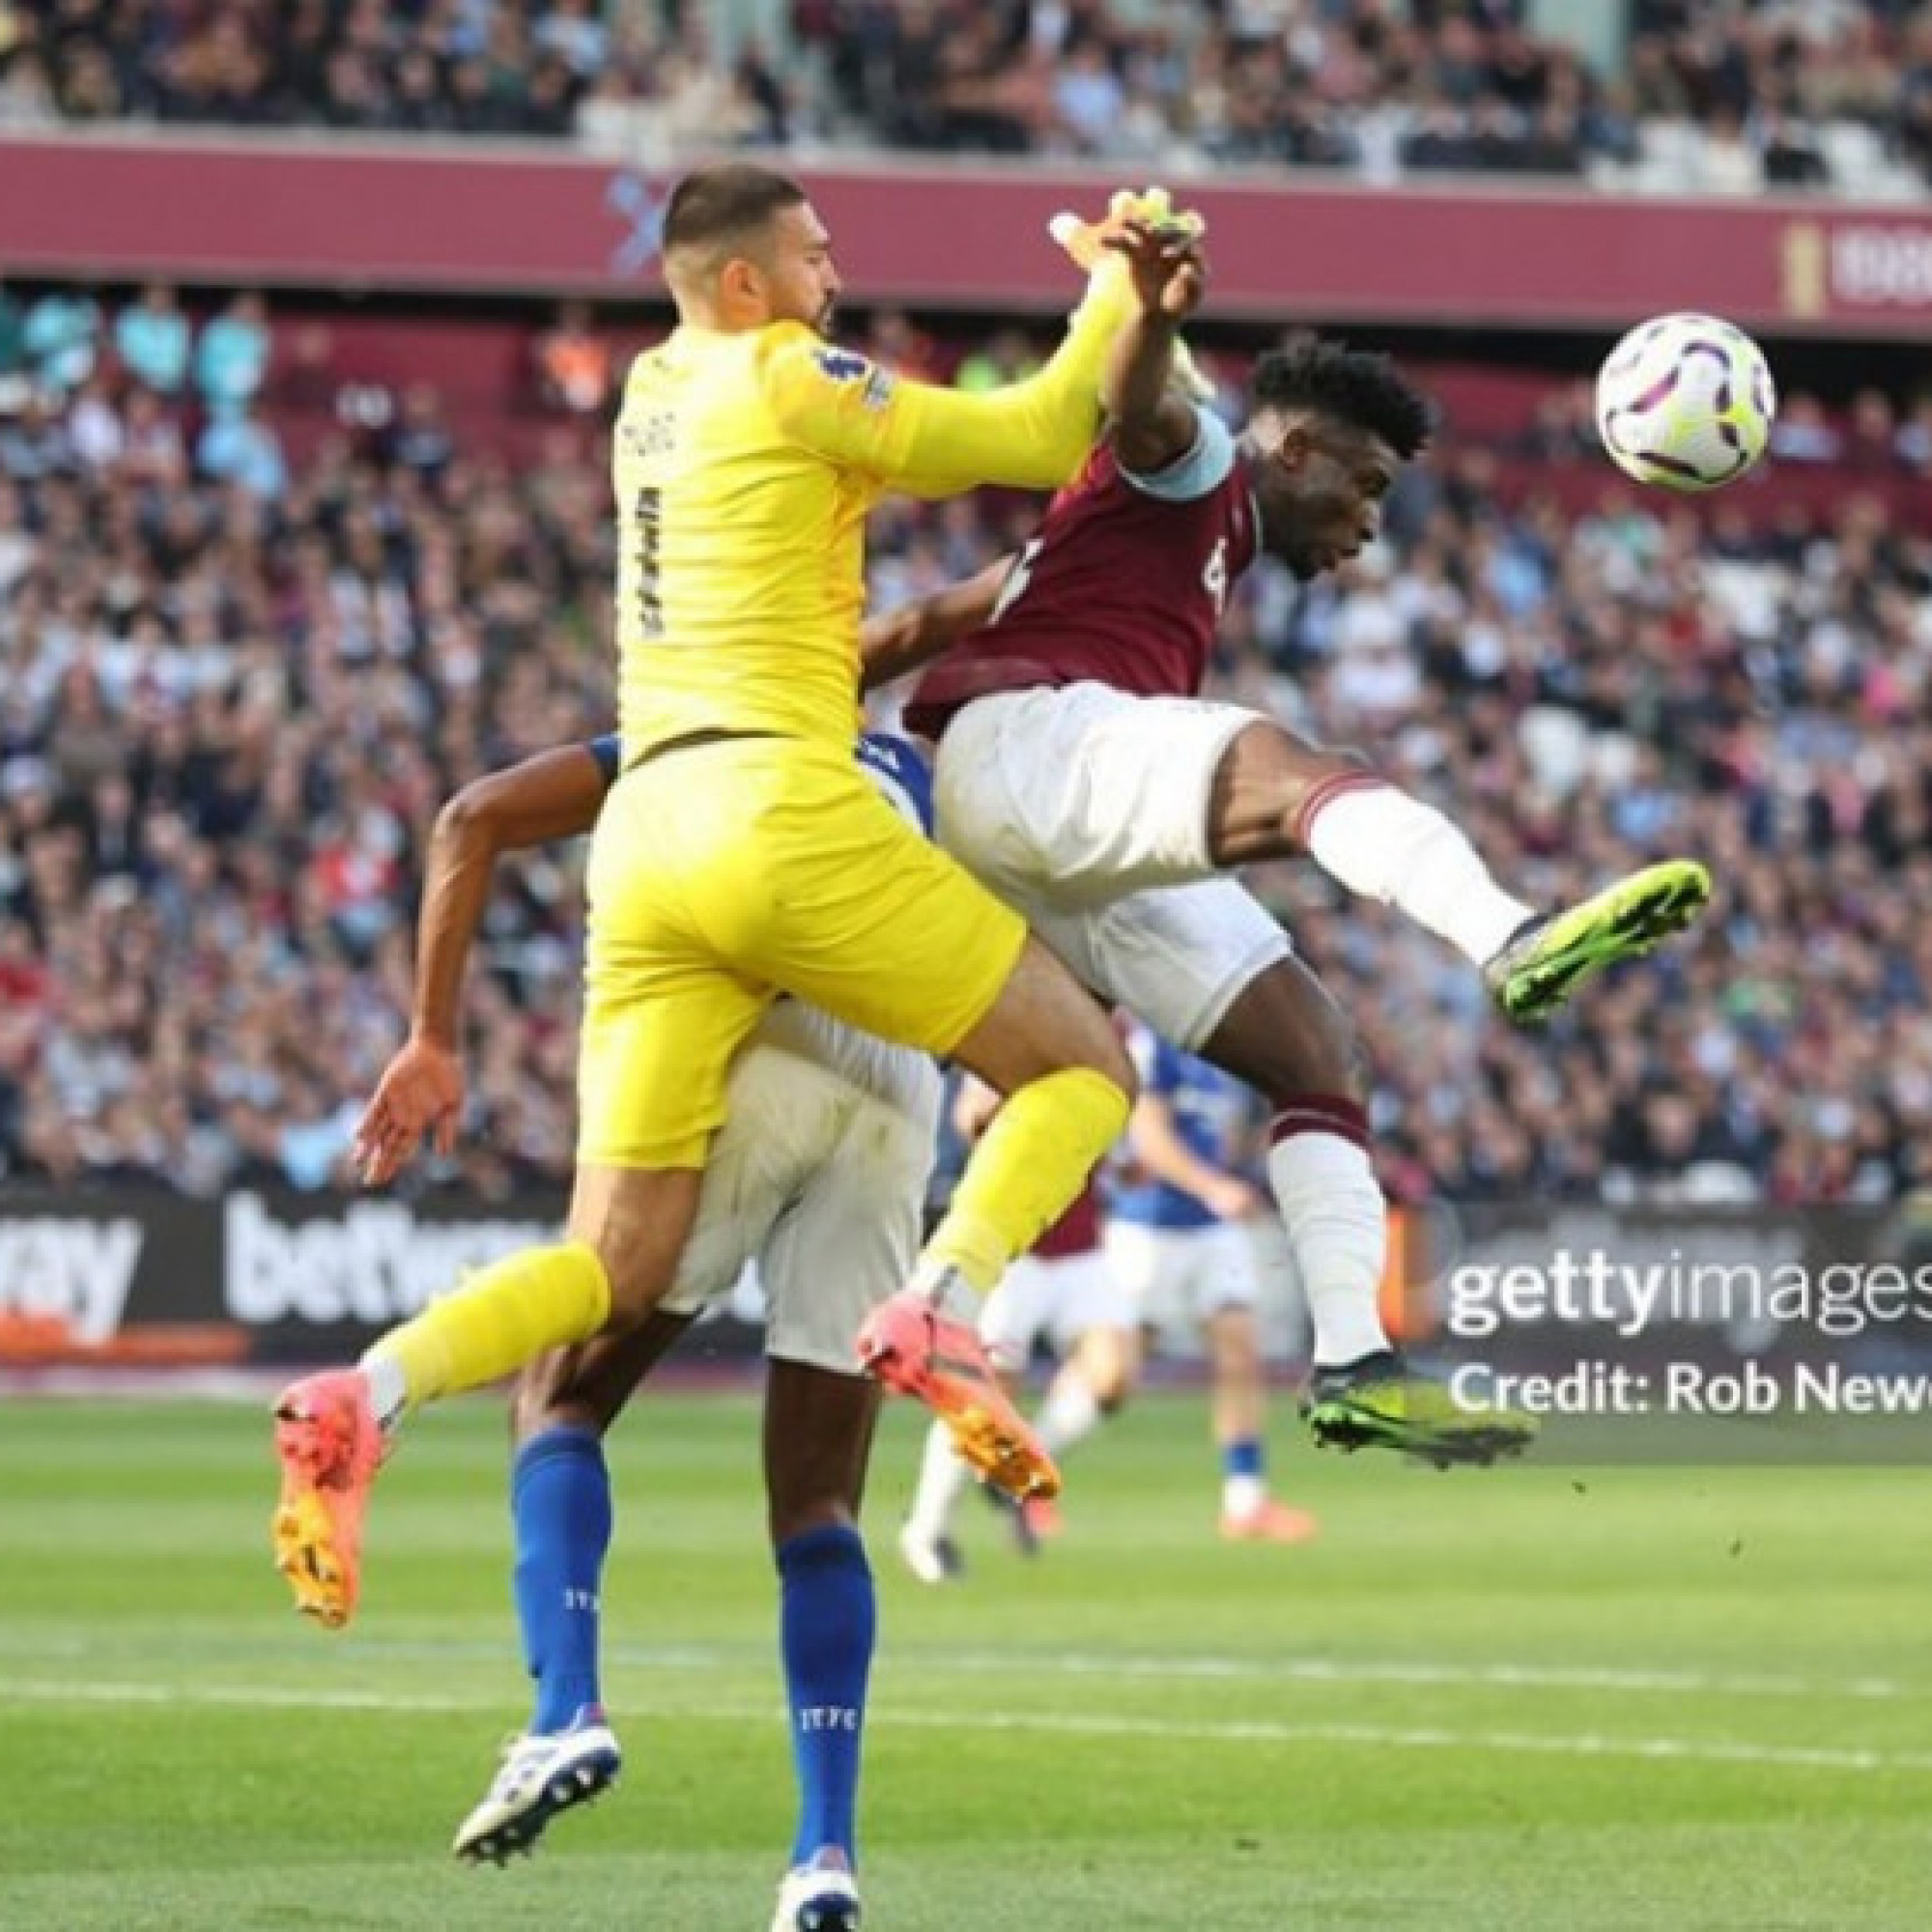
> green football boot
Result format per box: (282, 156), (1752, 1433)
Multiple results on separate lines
(1485, 859), (1712, 1024)
(1303, 1352), (1537, 1469)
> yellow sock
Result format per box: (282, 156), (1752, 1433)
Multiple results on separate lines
(923, 1067), (1129, 1294)
(364, 1241), (611, 1411)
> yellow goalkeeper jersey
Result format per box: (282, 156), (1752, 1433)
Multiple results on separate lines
(612, 279), (1131, 761)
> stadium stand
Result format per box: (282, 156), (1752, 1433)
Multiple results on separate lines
(1, 282), (1927, 1208)
(1, 1), (1929, 196)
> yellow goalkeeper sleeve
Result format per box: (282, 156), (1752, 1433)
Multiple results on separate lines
(760, 261), (1136, 497)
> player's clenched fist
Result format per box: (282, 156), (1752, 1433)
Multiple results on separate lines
(1103, 215), (1208, 323)
(1049, 187), (1215, 397)
(1047, 185), (1206, 272)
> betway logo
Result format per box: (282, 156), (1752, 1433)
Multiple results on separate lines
(1832, 225), (1932, 308)
(224, 1193), (558, 1326)
(0, 1215), (142, 1344)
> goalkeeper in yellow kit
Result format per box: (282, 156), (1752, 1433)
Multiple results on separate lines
(272, 164), (1208, 1628)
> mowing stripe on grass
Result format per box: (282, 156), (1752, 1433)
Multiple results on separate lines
(8, 1678), (1932, 1776)
(925, 1650), (1913, 1702)
(0, 1627), (1912, 1703)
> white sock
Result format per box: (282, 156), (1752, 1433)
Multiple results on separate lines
(357, 1353), (409, 1434)
(1223, 1473), (1268, 1520)
(1036, 1374), (1104, 1459)
(905, 1419), (974, 1543)
(1302, 782), (1534, 966)
(1265, 1119), (1391, 1368)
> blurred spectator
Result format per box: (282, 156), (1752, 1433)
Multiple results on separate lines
(954, 328), (1042, 393)
(862, 309), (942, 384)
(389, 384), (456, 480)
(1691, 104), (1762, 194)
(0, 389), (69, 479)
(22, 287), (99, 394)
(194, 403), (288, 498)
(0, 283), (26, 408)
(1, 0), (1928, 199)
(64, 372), (122, 472)
(1843, 389), (1898, 470)
(533, 301), (611, 415)
(114, 283), (191, 397)
(535, 0), (609, 80)
(1755, 108), (1831, 188)
(1770, 395), (1846, 464)
(732, 39), (791, 146)
(193, 294), (271, 415)
(1050, 41), (1125, 156)
(1897, 396), (1932, 472)
(0, 44), (57, 128)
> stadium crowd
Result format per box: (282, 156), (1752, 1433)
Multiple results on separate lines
(1, 1), (1929, 195)
(2, 283), (1929, 1210)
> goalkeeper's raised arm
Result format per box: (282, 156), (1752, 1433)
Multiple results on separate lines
(760, 211), (1209, 499)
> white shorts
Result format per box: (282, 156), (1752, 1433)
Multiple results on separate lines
(1103, 1218), (1264, 1345)
(933, 683), (1292, 1048)
(978, 1247), (1136, 1376)
(666, 1030), (940, 1376)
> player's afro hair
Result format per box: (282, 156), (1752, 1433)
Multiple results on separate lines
(1250, 338), (1433, 460)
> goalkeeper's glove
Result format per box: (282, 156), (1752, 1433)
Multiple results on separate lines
(1047, 185), (1216, 402)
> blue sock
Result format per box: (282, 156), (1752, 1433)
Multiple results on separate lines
(1223, 1437), (1265, 1482)
(777, 1523), (873, 1870)
(511, 1426), (612, 1735)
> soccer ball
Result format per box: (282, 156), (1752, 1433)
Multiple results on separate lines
(1593, 313), (1776, 492)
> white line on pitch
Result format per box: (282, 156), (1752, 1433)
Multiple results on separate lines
(7, 1679), (1932, 1776)
(908, 1650), (1913, 1702)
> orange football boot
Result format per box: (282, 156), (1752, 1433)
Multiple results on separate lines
(858, 1292), (1061, 1502)
(1219, 1498), (1321, 1546)
(270, 1369), (384, 1629)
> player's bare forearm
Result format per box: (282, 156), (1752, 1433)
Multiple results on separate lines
(358, 743), (611, 1186)
(410, 745), (607, 1045)
(951, 1073), (1003, 1144)
(859, 556), (1015, 688)
(1104, 223), (1208, 474)
(1128, 1096), (1251, 1214)
(1105, 318), (1197, 474)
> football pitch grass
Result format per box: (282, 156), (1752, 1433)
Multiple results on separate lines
(2, 1393), (1929, 1930)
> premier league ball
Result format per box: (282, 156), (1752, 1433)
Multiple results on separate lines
(1594, 313), (1776, 493)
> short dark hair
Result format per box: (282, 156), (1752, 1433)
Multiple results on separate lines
(1251, 339), (1432, 460)
(663, 163), (808, 258)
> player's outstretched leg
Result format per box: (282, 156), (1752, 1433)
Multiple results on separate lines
(1484, 859), (1713, 1023)
(1212, 724), (1710, 1019)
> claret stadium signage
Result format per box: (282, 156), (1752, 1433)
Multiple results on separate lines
(1, 132), (1929, 337)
